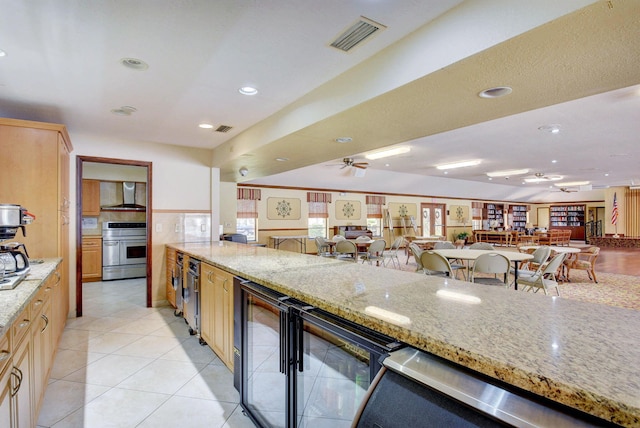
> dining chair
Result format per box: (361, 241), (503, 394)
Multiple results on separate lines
(335, 240), (358, 262)
(433, 241), (466, 279)
(314, 236), (332, 257)
(511, 246), (551, 279)
(564, 246), (600, 283)
(383, 236), (405, 269)
(332, 235), (346, 241)
(519, 253), (567, 295)
(468, 242), (495, 250)
(470, 253), (510, 287)
(361, 239), (386, 265)
(409, 243), (424, 273)
(420, 251), (454, 278)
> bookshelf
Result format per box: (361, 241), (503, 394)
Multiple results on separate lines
(550, 204), (586, 240)
(510, 205), (528, 231)
(485, 203), (504, 227)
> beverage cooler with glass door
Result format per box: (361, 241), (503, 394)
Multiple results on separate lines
(233, 278), (402, 428)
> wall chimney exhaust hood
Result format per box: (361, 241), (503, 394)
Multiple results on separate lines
(101, 182), (146, 211)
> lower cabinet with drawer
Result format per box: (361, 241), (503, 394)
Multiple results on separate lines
(81, 236), (102, 282)
(0, 264), (65, 427)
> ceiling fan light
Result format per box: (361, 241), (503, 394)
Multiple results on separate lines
(486, 169), (529, 178)
(436, 160), (481, 170)
(554, 181), (589, 187)
(365, 146), (410, 160)
(524, 175), (563, 183)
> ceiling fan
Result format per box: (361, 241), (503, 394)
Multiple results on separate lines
(557, 187), (578, 193)
(333, 157), (369, 170)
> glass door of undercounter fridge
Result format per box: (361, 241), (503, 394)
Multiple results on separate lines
(236, 279), (402, 428)
(293, 307), (401, 428)
(238, 282), (293, 428)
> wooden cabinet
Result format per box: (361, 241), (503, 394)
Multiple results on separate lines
(200, 263), (234, 369)
(166, 248), (177, 309)
(9, 305), (32, 428)
(550, 204), (586, 240)
(0, 118), (72, 328)
(82, 179), (101, 216)
(81, 237), (102, 281)
(32, 280), (53, 414)
(0, 351), (11, 428)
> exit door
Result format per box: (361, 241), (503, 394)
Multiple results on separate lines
(421, 203), (445, 237)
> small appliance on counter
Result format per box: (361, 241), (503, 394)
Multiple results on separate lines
(0, 204), (35, 290)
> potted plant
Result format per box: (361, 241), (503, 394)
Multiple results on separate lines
(455, 231), (469, 244)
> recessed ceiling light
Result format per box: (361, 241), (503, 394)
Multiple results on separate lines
(239, 86), (258, 95)
(0, 49), (6, 57)
(120, 57), (148, 70)
(538, 124), (561, 134)
(335, 137), (352, 143)
(551, 159), (558, 163)
(604, 173), (609, 177)
(365, 146), (410, 160)
(199, 123), (214, 129)
(486, 169), (529, 178)
(436, 160), (481, 170)
(110, 106), (137, 116)
(275, 157), (289, 162)
(478, 86), (512, 98)
(555, 181), (590, 187)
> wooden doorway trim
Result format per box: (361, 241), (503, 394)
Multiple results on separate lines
(75, 156), (153, 317)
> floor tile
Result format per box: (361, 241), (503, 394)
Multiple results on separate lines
(176, 364), (240, 403)
(112, 334), (185, 358)
(137, 395), (237, 428)
(50, 349), (107, 379)
(116, 358), (205, 395)
(51, 387), (170, 427)
(36, 380), (110, 427)
(62, 354), (154, 387)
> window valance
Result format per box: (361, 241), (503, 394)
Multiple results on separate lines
(237, 188), (261, 200)
(365, 195), (385, 205)
(307, 192), (331, 203)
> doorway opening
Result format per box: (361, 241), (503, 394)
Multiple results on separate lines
(76, 156), (153, 317)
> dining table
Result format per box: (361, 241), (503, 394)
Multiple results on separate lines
(432, 249), (533, 289)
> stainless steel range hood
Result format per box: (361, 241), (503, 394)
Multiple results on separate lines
(101, 182), (146, 211)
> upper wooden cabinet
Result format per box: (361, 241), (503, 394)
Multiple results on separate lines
(82, 179), (101, 216)
(0, 117), (72, 326)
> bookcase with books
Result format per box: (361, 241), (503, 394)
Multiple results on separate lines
(484, 203), (504, 228)
(550, 204), (586, 240)
(509, 205), (528, 231)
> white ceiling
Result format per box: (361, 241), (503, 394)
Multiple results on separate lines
(1, 1), (639, 202)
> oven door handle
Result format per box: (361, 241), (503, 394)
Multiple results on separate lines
(103, 241), (119, 246)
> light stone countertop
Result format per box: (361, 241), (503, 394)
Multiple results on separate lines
(0, 259), (61, 336)
(169, 241), (640, 426)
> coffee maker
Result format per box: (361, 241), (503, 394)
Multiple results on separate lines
(0, 204), (35, 290)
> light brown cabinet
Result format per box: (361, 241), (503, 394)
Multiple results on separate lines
(200, 262), (234, 369)
(0, 266), (63, 427)
(166, 248), (177, 309)
(82, 179), (101, 216)
(0, 118), (72, 334)
(81, 237), (102, 281)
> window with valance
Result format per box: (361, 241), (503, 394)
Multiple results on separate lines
(236, 188), (261, 241)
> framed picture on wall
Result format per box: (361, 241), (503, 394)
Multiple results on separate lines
(335, 200), (361, 220)
(267, 197), (301, 220)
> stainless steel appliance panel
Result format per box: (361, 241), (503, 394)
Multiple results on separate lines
(102, 264), (146, 281)
(119, 240), (146, 265)
(184, 258), (200, 335)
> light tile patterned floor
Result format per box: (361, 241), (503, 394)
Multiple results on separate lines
(37, 278), (256, 428)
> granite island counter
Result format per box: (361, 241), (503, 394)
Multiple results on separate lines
(168, 241), (640, 426)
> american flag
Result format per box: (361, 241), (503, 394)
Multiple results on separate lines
(611, 192), (619, 225)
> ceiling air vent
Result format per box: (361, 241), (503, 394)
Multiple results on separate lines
(215, 125), (233, 133)
(330, 17), (386, 52)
